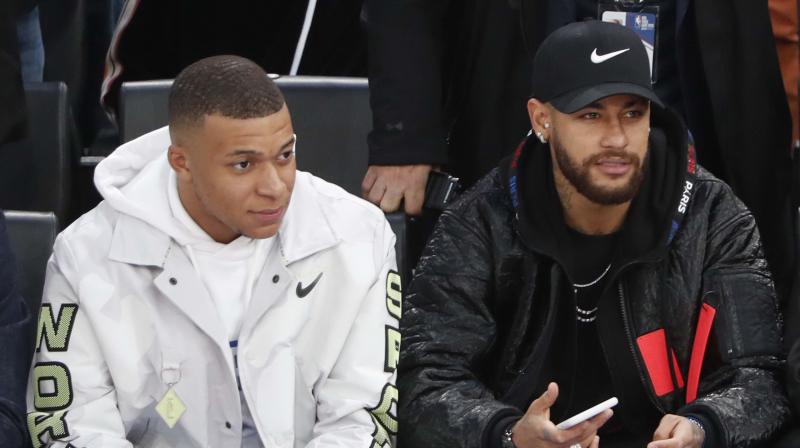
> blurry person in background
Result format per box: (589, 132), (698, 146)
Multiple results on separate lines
(1, 0), (27, 145)
(101, 0), (367, 122)
(768, 0), (799, 149)
(15, 0), (43, 83)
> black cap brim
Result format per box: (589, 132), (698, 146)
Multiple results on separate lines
(549, 82), (664, 114)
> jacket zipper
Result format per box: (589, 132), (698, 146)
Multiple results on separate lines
(617, 281), (666, 414)
(521, 229), (672, 414)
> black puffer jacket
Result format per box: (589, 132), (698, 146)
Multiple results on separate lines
(399, 107), (790, 447)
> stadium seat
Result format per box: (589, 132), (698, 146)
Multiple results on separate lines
(119, 76), (370, 196)
(118, 79), (172, 143)
(275, 76), (371, 197)
(3, 210), (58, 321)
(0, 83), (71, 223)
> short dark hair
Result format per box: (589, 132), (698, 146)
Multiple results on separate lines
(168, 55), (285, 131)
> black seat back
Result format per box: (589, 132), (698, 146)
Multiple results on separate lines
(279, 77), (370, 195)
(0, 83), (71, 222)
(119, 79), (172, 143)
(3, 210), (58, 318)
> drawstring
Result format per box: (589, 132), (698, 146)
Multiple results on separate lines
(290, 0), (318, 75)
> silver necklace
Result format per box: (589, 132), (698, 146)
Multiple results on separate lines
(576, 307), (598, 323)
(573, 263), (612, 323)
(572, 263), (612, 290)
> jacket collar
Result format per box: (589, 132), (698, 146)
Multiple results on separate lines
(107, 171), (341, 268)
(108, 210), (172, 267)
(276, 172), (340, 265)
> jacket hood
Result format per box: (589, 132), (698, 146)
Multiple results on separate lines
(94, 126), (204, 247)
(501, 105), (696, 268)
(96, 126), (341, 264)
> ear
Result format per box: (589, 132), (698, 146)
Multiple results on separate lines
(168, 144), (192, 182)
(527, 98), (552, 137)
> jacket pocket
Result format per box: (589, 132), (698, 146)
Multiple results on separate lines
(636, 328), (686, 397)
(703, 269), (781, 363)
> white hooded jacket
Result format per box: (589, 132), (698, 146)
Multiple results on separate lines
(27, 127), (400, 448)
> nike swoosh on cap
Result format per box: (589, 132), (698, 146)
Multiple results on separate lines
(590, 48), (630, 64)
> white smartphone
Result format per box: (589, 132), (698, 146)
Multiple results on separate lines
(556, 397), (618, 430)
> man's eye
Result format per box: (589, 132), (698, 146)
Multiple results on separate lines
(582, 112), (600, 119)
(233, 160), (250, 171)
(277, 150), (294, 162)
(625, 110), (643, 118)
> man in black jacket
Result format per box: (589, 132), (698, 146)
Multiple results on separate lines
(399, 21), (790, 448)
(0, 211), (34, 448)
(362, 0), (794, 304)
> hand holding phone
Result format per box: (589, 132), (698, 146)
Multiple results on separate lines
(509, 383), (613, 448)
(556, 397), (619, 430)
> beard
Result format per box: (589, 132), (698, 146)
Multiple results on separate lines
(552, 133), (647, 206)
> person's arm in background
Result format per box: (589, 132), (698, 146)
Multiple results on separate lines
(361, 0), (452, 215)
(100, 0), (179, 122)
(0, 212), (34, 448)
(768, 0), (799, 148)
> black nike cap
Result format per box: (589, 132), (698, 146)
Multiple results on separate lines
(531, 20), (663, 113)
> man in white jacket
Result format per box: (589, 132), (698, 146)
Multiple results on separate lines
(27, 55), (400, 448)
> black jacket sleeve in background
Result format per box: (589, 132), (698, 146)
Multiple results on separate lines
(363, 0), (452, 166)
(0, 211), (34, 448)
(0, 0), (27, 145)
